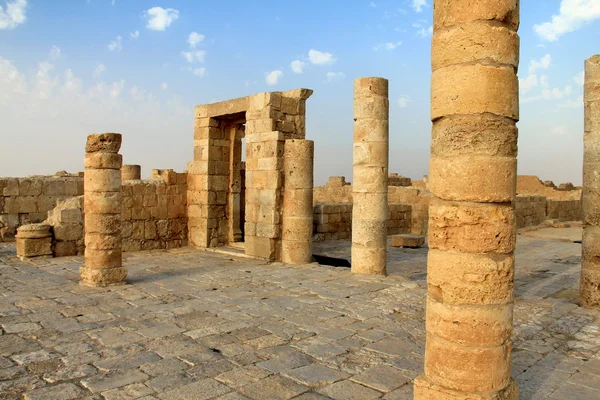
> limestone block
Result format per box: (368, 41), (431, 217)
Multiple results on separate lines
(18, 179), (43, 196)
(84, 248), (122, 269)
(391, 234), (425, 248)
(581, 269), (600, 306)
(54, 223), (83, 241)
(84, 153), (123, 170)
(3, 179), (19, 196)
(16, 236), (52, 258)
(354, 77), (389, 98)
(433, 0), (519, 30)
(432, 22), (519, 70)
(352, 166), (388, 193)
(414, 376), (518, 400)
(424, 334), (511, 393)
(426, 298), (512, 347)
(54, 241), (78, 257)
(84, 192), (122, 214)
(281, 240), (312, 265)
(16, 223), (52, 239)
(121, 165), (141, 181)
(428, 201), (515, 254)
(80, 266), (127, 287)
(351, 245), (386, 275)
(84, 169), (122, 193)
(431, 65), (519, 120)
(353, 142), (389, 168)
(429, 156), (516, 202)
(352, 220), (387, 248)
(59, 208), (82, 224)
(353, 97), (389, 120)
(85, 133), (122, 153)
(84, 233), (122, 250)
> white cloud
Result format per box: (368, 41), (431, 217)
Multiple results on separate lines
(373, 41), (402, 50)
(326, 72), (345, 82)
(265, 70), (283, 85)
(534, 0), (600, 41)
(0, 55), (191, 179)
(308, 49), (335, 65)
(369, 2), (376, 7)
(528, 54), (552, 74)
(521, 74), (574, 103)
(417, 26), (433, 37)
(108, 36), (122, 52)
(560, 95), (584, 108)
(398, 95), (411, 108)
(411, 0), (428, 12)
(192, 67), (206, 77)
(129, 30), (139, 39)
(573, 70), (585, 86)
(49, 46), (61, 60)
(93, 63), (105, 78)
(188, 32), (205, 48)
(290, 60), (306, 73)
(0, 0), (27, 30)
(181, 50), (206, 63)
(161, 82), (168, 90)
(520, 74), (538, 93)
(552, 125), (568, 135)
(143, 7), (179, 31)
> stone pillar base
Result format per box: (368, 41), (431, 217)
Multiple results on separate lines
(414, 375), (518, 400)
(80, 267), (127, 287)
(16, 224), (53, 259)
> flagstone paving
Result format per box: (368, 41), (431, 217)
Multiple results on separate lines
(0, 228), (598, 399)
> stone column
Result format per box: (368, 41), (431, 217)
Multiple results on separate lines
(81, 133), (126, 287)
(122, 164), (141, 181)
(582, 54), (600, 307)
(414, 1), (520, 399)
(282, 139), (314, 264)
(351, 77), (389, 275)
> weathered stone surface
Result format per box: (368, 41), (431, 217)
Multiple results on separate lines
(391, 234), (425, 248)
(85, 133), (122, 153)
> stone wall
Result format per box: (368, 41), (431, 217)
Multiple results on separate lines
(517, 175), (582, 201)
(547, 199), (582, 222)
(313, 176), (431, 235)
(0, 175), (84, 240)
(121, 170), (188, 252)
(42, 169), (188, 256)
(515, 195), (546, 228)
(313, 203), (410, 241)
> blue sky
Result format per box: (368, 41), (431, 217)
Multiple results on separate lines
(0, 0), (599, 185)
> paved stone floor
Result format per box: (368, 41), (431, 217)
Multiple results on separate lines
(0, 228), (599, 399)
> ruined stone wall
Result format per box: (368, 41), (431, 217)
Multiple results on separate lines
(517, 175), (582, 201)
(0, 175), (84, 240)
(546, 199), (582, 222)
(313, 203), (410, 241)
(515, 195), (546, 228)
(121, 170), (188, 251)
(313, 178), (431, 236)
(42, 169), (188, 256)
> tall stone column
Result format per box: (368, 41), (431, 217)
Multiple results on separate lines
(582, 54), (600, 307)
(122, 164), (141, 181)
(414, 1), (520, 399)
(351, 77), (389, 275)
(81, 133), (126, 287)
(281, 139), (314, 264)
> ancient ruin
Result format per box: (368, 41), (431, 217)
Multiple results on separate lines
(414, 0), (520, 398)
(582, 54), (600, 307)
(1, 1), (599, 399)
(81, 133), (126, 287)
(352, 77), (389, 275)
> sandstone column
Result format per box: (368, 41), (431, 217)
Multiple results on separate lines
(122, 164), (141, 180)
(414, 1), (520, 398)
(282, 139), (314, 264)
(81, 133), (126, 286)
(351, 77), (389, 275)
(582, 54), (600, 307)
